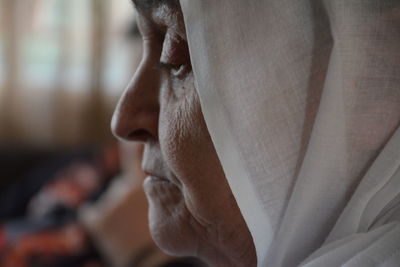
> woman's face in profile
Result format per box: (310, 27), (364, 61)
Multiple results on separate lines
(112, 1), (255, 266)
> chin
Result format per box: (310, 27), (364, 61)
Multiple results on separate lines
(144, 178), (200, 257)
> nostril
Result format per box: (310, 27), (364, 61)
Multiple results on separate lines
(128, 128), (153, 142)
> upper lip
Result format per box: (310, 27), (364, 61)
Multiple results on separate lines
(142, 155), (174, 183)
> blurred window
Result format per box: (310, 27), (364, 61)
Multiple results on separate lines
(0, 0), (141, 146)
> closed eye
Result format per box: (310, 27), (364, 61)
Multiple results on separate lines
(156, 61), (182, 71)
(156, 61), (189, 79)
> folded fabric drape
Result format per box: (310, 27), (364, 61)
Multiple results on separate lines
(181, 1), (400, 266)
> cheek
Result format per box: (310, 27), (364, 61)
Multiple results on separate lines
(159, 85), (206, 180)
(158, 83), (234, 215)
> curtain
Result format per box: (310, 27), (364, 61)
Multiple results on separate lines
(0, 0), (141, 147)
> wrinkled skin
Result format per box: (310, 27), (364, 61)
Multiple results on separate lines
(111, 1), (256, 266)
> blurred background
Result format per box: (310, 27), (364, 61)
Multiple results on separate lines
(0, 1), (204, 266)
(0, 0), (142, 192)
(0, 0), (140, 148)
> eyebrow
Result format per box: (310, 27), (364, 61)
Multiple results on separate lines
(131, 0), (178, 12)
(131, 0), (166, 11)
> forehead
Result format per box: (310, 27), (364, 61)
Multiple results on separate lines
(133, 0), (186, 39)
(132, 0), (179, 12)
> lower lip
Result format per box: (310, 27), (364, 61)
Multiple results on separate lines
(144, 176), (175, 192)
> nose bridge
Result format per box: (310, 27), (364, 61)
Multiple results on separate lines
(111, 60), (160, 142)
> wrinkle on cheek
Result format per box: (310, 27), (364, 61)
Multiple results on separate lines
(159, 79), (203, 171)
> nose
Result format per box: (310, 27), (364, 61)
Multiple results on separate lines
(111, 58), (160, 142)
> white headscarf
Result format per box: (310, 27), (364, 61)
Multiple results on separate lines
(180, 1), (400, 266)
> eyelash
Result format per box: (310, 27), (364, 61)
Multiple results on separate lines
(156, 61), (189, 79)
(156, 62), (181, 71)
(154, 31), (192, 78)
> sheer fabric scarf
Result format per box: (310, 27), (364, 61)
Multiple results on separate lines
(180, 1), (400, 266)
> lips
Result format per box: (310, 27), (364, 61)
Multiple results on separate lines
(145, 176), (171, 184)
(143, 169), (170, 183)
(142, 149), (177, 185)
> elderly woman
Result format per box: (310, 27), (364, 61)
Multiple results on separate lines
(112, 1), (400, 266)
